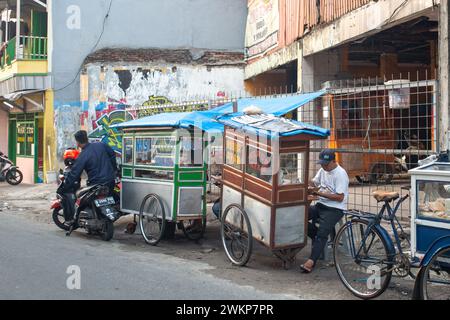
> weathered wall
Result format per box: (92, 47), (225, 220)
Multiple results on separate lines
(50, 0), (247, 111)
(0, 109), (8, 153)
(72, 62), (245, 155)
(299, 49), (341, 92)
(49, 0), (248, 157)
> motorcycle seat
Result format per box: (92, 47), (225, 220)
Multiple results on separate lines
(76, 185), (100, 198)
(372, 190), (399, 202)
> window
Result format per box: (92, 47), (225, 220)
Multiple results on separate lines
(225, 138), (244, 171)
(279, 152), (306, 185)
(179, 135), (203, 167)
(246, 145), (272, 183)
(134, 169), (174, 181)
(16, 122), (34, 156)
(123, 138), (133, 165)
(135, 136), (176, 167)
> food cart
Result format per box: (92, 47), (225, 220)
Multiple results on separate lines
(409, 162), (450, 299)
(116, 113), (208, 245)
(114, 91), (328, 248)
(217, 113), (329, 268)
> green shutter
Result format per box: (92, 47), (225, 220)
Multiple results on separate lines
(8, 118), (16, 164)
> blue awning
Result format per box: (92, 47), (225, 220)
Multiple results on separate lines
(113, 112), (189, 129)
(113, 90), (327, 133)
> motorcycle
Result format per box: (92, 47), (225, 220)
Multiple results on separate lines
(51, 171), (121, 241)
(0, 151), (23, 185)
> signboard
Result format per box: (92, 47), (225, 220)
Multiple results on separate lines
(245, 0), (279, 59)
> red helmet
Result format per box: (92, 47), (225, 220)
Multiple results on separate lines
(63, 148), (80, 161)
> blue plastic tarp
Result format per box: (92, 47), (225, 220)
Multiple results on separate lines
(113, 112), (189, 129)
(113, 90), (327, 134)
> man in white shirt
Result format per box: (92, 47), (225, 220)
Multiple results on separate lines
(300, 149), (349, 273)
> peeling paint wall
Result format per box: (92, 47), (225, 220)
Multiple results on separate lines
(50, 0), (248, 160)
(55, 105), (82, 156)
(74, 63), (245, 156)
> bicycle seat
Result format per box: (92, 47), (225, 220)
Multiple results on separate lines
(372, 190), (399, 202)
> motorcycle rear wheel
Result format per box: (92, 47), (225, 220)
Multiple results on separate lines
(6, 169), (23, 185)
(52, 208), (71, 231)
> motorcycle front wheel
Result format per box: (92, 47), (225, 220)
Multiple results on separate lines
(6, 169), (23, 185)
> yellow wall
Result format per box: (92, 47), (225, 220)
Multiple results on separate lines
(43, 89), (57, 182)
(0, 60), (48, 81)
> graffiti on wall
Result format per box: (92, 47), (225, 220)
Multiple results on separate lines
(88, 110), (134, 155)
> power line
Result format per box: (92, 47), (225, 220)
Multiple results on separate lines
(54, 0), (113, 92)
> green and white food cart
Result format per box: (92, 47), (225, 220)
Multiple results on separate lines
(116, 112), (209, 245)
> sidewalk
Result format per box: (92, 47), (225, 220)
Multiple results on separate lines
(0, 182), (415, 300)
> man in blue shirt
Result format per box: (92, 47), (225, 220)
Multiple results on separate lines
(63, 130), (118, 194)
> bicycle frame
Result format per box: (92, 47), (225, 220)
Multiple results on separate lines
(344, 195), (409, 267)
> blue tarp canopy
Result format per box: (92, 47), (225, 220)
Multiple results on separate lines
(114, 90), (327, 135)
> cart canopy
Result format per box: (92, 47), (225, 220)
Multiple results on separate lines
(113, 90), (327, 134)
(218, 113), (330, 138)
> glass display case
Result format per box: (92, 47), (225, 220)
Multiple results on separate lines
(417, 180), (450, 221)
(409, 163), (450, 256)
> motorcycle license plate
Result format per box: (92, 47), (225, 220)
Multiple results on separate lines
(94, 197), (115, 207)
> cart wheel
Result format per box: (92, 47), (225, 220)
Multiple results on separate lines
(419, 246), (450, 300)
(220, 204), (253, 267)
(139, 194), (166, 246)
(180, 216), (206, 241)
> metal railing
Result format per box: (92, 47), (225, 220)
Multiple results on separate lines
(0, 35), (48, 69)
(120, 72), (438, 220)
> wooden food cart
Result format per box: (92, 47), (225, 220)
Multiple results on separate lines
(217, 113), (330, 268)
(116, 113), (208, 245)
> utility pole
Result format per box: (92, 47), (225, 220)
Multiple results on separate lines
(439, 0), (450, 151)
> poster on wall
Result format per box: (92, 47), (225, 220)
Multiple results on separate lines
(245, 0), (279, 59)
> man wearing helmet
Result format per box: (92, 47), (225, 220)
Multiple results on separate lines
(62, 130), (118, 195)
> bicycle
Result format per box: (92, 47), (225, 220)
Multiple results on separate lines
(333, 189), (415, 299)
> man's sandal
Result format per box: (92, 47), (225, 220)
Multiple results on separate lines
(299, 264), (314, 273)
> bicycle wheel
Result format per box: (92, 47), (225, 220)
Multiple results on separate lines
(139, 194), (166, 246)
(419, 246), (450, 300)
(220, 204), (252, 266)
(334, 219), (394, 299)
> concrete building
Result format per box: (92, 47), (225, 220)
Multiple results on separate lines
(0, 0), (248, 183)
(245, 0), (441, 92)
(244, 0), (446, 146)
(242, 0), (449, 217)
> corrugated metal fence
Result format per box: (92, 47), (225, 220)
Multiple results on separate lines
(281, 0), (371, 46)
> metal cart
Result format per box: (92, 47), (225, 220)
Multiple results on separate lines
(409, 162), (450, 300)
(117, 113), (208, 245)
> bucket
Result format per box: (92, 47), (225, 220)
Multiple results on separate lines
(385, 80), (410, 109)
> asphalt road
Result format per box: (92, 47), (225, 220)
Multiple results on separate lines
(0, 213), (295, 300)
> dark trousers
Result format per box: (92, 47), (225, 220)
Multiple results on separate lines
(307, 203), (344, 264)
